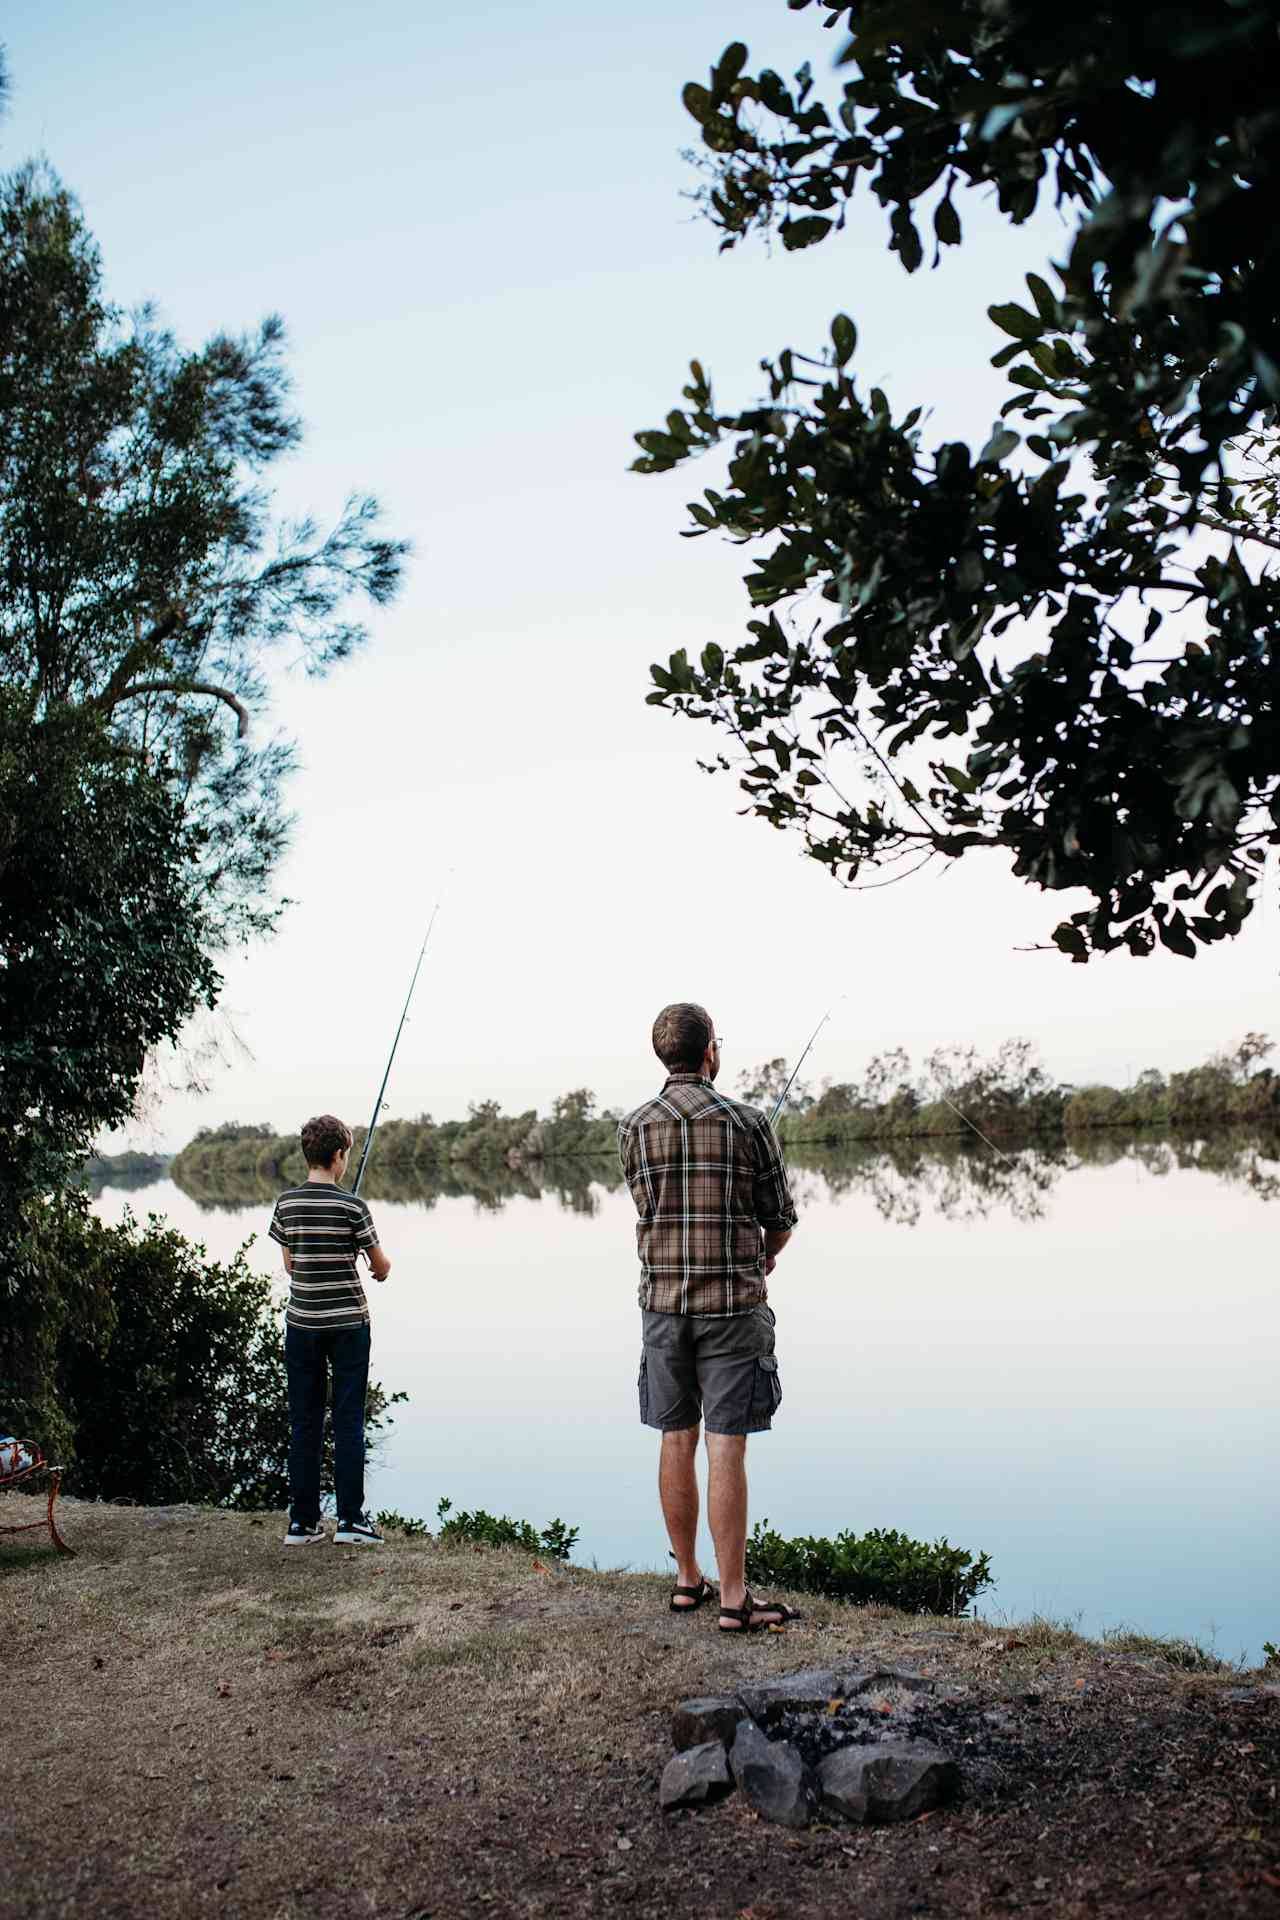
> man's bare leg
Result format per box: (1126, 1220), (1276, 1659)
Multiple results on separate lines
(659, 1425), (704, 1603)
(707, 1431), (788, 1629)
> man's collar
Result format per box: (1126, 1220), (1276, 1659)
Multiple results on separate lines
(663, 1071), (711, 1087)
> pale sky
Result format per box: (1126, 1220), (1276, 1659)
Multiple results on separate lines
(9, 2), (1275, 1151)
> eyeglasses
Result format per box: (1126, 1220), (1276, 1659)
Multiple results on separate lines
(713, 1035), (724, 1050)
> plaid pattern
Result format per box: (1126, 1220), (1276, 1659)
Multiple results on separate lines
(618, 1072), (798, 1317)
(269, 1185), (379, 1331)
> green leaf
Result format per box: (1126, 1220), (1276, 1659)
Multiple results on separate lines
(988, 302), (1042, 342)
(1025, 272), (1058, 322)
(831, 312), (857, 367)
(682, 81), (712, 123)
(714, 41), (749, 87)
(781, 215), (833, 251)
(979, 426), (1020, 464)
(933, 196), (961, 246)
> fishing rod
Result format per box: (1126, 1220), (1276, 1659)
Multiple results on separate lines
(770, 1002), (840, 1126)
(352, 901), (442, 1202)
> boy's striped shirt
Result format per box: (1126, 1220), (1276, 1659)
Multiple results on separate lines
(269, 1184), (379, 1331)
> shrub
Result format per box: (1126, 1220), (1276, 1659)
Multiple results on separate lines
(376, 1509), (432, 1540)
(746, 1520), (993, 1615)
(1, 1198), (403, 1507)
(433, 1496), (578, 1562)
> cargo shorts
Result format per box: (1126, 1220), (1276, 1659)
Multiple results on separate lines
(638, 1303), (781, 1436)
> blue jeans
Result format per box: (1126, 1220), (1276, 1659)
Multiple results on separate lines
(284, 1323), (371, 1526)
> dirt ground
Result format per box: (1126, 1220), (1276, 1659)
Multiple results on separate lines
(3, 1498), (1277, 1920)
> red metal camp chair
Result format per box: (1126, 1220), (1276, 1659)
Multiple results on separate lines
(0, 1438), (74, 1555)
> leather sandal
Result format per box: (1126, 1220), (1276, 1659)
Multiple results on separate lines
(718, 1589), (801, 1632)
(669, 1575), (717, 1613)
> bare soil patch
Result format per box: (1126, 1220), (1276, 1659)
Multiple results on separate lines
(3, 1498), (1277, 1919)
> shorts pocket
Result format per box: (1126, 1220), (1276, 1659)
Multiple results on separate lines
(638, 1353), (650, 1424)
(750, 1351), (782, 1425)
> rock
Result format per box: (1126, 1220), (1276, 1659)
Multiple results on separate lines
(738, 1668), (875, 1724)
(817, 1740), (960, 1825)
(659, 1741), (733, 1812)
(729, 1719), (816, 1829)
(671, 1697), (747, 1752)
(870, 1667), (936, 1695)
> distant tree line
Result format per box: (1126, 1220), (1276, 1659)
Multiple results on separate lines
(169, 1035), (1278, 1205)
(774, 1032), (1279, 1146)
(79, 1150), (172, 1193)
(170, 1088), (620, 1201)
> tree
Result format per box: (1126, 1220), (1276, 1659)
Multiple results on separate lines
(736, 1058), (814, 1111)
(0, 163), (407, 949)
(634, 1), (1280, 961)
(0, 160), (406, 1234)
(0, 695), (218, 1255)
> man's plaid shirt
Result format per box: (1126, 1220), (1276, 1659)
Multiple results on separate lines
(618, 1071), (799, 1316)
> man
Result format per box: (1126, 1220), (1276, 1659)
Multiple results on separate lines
(269, 1114), (392, 1546)
(618, 1003), (800, 1632)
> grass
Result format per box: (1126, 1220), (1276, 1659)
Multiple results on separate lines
(2, 1496), (1276, 1920)
(1102, 1626), (1234, 1673)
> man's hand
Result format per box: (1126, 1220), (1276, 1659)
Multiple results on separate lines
(763, 1227), (791, 1278)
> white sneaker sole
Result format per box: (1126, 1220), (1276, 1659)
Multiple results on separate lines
(333, 1532), (384, 1546)
(283, 1531), (326, 1546)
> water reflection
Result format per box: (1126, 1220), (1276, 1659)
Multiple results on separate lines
(89, 1131), (1279, 1666)
(153, 1128), (1280, 1222)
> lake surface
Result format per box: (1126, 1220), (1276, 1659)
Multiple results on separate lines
(93, 1135), (1278, 1665)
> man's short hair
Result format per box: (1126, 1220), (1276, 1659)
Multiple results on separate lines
(300, 1114), (353, 1169)
(652, 1002), (713, 1072)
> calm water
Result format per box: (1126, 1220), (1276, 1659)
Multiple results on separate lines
(93, 1137), (1279, 1665)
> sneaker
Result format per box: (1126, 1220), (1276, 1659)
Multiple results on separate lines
(334, 1513), (384, 1546)
(283, 1520), (326, 1546)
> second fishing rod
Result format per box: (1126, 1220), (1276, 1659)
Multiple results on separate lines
(351, 901), (443, 1268)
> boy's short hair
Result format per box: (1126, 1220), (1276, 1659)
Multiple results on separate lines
(652, 1002), (713, 1071)
(300, 1114), (352, 1169)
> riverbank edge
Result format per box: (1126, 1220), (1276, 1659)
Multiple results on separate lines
(4, 1496), (1277, 1920)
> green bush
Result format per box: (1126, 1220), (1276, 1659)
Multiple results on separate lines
(433, 1496), (578, 1562)
(0, 1198), (403, 1508)
(746, 1520), (993, 1615)
(375, 1509), (432, 1540)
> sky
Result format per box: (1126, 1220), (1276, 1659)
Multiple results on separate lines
(8, 1), (1276, 1150)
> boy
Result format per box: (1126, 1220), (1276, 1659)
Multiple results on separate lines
(269, 1114), (392, 1545)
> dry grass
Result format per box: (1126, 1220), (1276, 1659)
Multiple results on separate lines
(3, 1497), (1277, 1920)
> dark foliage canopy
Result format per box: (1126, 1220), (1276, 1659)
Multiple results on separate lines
(635, 0), (1280, 960)
(0, 696), (218, 1251)
(0, 158), (406, 1237)
(0, 163), (407, 948)
(2, 1196), (401, 1507)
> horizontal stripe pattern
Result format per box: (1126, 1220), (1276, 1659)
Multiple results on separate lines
(617, 1072), (799, 1317)
(269, 1184), (378, 1330)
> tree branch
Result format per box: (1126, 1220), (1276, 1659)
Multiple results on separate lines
(98, 679), (250, 738)
(97, 609), (184, 709)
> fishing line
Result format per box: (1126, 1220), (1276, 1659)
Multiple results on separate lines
(935, 1091), (1017, 1167)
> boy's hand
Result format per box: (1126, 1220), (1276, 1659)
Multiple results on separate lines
(365, 1243), (392, 1283)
